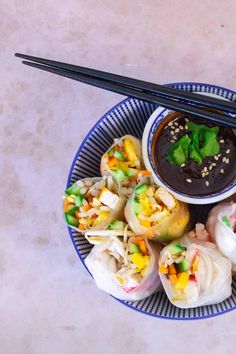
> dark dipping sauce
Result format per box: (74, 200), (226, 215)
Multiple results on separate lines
(153, 113), (236, 196)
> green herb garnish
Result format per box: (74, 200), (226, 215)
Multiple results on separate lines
(222, 216), (231, 228)
(167, 135), (191, 165)
(167, 121), (220, 166)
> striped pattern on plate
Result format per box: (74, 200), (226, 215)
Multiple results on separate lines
(66, 82), (236, 320)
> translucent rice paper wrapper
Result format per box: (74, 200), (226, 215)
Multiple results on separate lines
(206, 202), (236, 272)
(159, 236), (232, 309)
(124, 184), (190, 243)
(100, 135), (143, 197)
(63, 177), (126, 233)
(84, 231), (162, 301)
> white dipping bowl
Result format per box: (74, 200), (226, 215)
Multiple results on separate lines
(142, 83), (236, 205)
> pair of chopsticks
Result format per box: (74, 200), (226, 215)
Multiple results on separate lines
(15, 53), (236, 128)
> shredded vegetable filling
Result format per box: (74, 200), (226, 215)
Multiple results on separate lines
(63, 176), (120, 230)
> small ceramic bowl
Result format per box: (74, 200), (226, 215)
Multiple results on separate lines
(142, 86), (236, 205)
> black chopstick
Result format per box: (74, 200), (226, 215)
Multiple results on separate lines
(15, 52), (236, 115)
(20, 59), (236, 128)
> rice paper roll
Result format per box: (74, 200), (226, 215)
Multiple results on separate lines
(124, 180), (190, 243)
(85, 231), (162, 301)
(100, 135), (151, 197)
(158, 236), (232, 308)
(63, 176), (126, 233)
(206, 202), (236, 272)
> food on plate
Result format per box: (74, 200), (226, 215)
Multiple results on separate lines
(101, 135), (151, 197)
(158, 236), (232, 308)
(152, 112), (236, 196)
(124, 180), (190, 242)
(85, 229), (162, 301)
(206, 202), (236, 271)
(63, 176), (126, 232)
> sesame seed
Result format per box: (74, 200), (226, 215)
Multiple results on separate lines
(203, 167), (207, 172)
(217, 154), (221, 158)
(220, 169), (224, 174)
(179, 125), (184, 130)
(186, 179), (192, 183)
(175, 128), (180, 133)
(226, 149), (230, 154)
(205, 181), (209, 187)
(171, 131), (175, 136)
(209, 165), (213, 170)
(214, 156), (219, 161)
(185, 125), (188, 130)
(202, 172), (206, 177)
(212, 163), (216, 167)
(185, 118), (189, 122)
(168, 122), (173, 126)
(170, 139), (175, 143)
(222, 157), (227, 162)
(174, 122), (179, 126)
(181, 163), (185, 167)
(225, 158), (230, 164)
(220, 139), (224, 144)
(205, 171), (209, 176)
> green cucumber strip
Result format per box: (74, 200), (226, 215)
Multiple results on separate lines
(65, 213), (79, 227)
(133, 202), (142, 215)
(114, 150), (125, 160)
(112, 168), (126, 182)
(65, 183), (81, 196)
(108, 147), (114, 156)
(66, 205), (79, 216)
(130, 243), (141, 253)
(178, 259), (189, 272)
(75, 195), (83, 207)
(125, 168), (137, 178)
(108, 221), (125, 230)
(135, 183), (148, 195)
(222, 215), (231, 228)
(168, 243), (186, 255)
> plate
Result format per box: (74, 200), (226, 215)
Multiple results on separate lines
(66, 82), (236, 320)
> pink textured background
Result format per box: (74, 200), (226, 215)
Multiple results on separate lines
(1, 1), (236, 354)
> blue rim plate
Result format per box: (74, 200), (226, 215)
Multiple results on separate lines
(66, 82), (236, 320)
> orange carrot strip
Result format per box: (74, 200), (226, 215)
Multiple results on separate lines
(108, 156), (117, 168)
(139, 170), (152, 176)
(64, 202), (74, 212)
(83, 204), (92, 212)
(79, 224), (86, 230)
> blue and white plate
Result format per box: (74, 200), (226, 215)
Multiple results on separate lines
(66, 82), (236, 320)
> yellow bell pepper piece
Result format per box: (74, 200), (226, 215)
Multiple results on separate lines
(140, 219), (152, 228)
(192, 256), (199, 273)
(131, 253), (150, 271)
(159, 267), (168, 274)
(123, 138), (138, 163)
(94, 211), (109, 225)
(175, 272), (189, 290)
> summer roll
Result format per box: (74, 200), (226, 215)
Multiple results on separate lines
(85, 230), (162, 301)
(100, 135), (151, 197)
(207, 202), (236, 272)
(124, 181), (190, 243)
(158, 236), (232, 308)
(63, 176), (126, 233)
